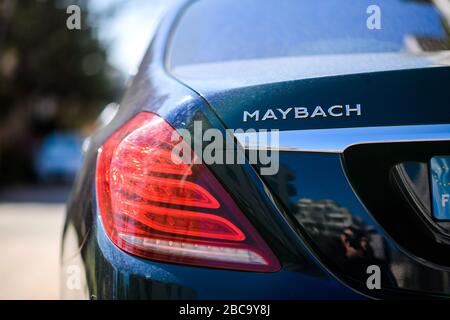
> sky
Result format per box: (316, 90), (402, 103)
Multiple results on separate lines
(89, 0), (175, 76)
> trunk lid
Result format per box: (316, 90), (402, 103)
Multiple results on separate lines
(172, 53), (450, 296)
(172, 53), (450, 131)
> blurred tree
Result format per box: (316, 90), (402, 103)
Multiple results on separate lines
(0, 0), (123, 183)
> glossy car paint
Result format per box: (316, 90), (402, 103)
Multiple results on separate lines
(62, 0), (450, 299)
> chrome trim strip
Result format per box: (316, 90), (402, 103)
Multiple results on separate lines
(234, 124), (450, 153)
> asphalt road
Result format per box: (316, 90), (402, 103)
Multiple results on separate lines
(0, 186), (69, 300)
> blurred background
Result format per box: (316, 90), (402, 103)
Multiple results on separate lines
(0, 0), (174, 299)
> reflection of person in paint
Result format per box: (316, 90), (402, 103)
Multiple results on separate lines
(340, 228), (370, 259)
(340, 227), (397, 288)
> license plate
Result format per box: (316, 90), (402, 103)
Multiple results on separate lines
(430, 156), (450, 221)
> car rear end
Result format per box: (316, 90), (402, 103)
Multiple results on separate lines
(62, 0), (450, 299)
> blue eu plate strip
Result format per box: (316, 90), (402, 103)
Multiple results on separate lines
(430, 156), (450, 221)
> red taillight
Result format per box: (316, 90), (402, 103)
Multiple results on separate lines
(96, 112), (280, 272)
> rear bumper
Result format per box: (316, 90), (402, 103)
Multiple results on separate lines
(72, 220), (366, 300)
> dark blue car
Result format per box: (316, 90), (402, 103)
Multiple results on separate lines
(61, 0), (450, 299)
(34, 132), (83, 183)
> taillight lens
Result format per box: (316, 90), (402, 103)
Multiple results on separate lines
(96, 112), (280, 272)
